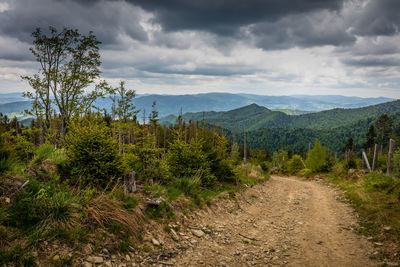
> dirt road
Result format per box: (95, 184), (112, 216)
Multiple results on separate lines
(174, 175), (376, 266)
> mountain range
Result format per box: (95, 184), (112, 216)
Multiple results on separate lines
(0, 92), (395, 120)
(160, 100), (400, 153)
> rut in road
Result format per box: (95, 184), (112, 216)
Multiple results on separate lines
(175, 175), (376, 266)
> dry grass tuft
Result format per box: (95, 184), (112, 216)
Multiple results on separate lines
(86, 194), (144, 241)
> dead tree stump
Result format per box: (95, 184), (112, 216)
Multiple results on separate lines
(124, 171), (136, 194)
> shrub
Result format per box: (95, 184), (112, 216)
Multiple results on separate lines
(298, 168), (313, 178)
(392, 147), (400, 178)
(165, 139), (207, 178)
(344, 157), (357, 170)
(65, 122), (125, 188)
(332, 162), (346, 176)
(260, 161), (271, 173)
(306, 140), (331, 172)
(287, 155), (304, 174)
(208, 154), (235, 183)
(123, 144), (164, 183)
(377, 152), (387, 173)
(0, 136), (10, 174)
(164, 138), (217, 187)
(12, 135), (34, 162)
(363, 172), (394, 191)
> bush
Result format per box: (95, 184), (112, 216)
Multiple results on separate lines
(377, 152), (387, 173)
(298, 168), (313, 178)
(392, 147), (400, 178)
(165, 139), (207, 178)
(209, 158), (235, 183)
(287, 155), (304, 174)
(344, 157), (357, 170)
(363, 172), (394, 191)
(12, 135), (34, 162)
(260, 161), (271, 173)
(123, 144), (164, 183)
(0, 136), (10, 174)
(306, 140), (331, 172)
(65, 122), (125, 188)
(164, 138), (217, 187)
(332, 162), (346, 176)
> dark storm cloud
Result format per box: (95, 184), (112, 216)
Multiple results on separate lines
(348, 0), (400, 36)
(1, 0), (400, 85)
(342, 57), (400, 67)
(246, 10), (356, 50)
(0, 0), (148, 46)
(128, 0), (343, 35)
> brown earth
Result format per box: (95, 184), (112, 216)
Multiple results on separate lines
(171, 175), (377, 267)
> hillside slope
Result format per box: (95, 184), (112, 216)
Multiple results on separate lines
(0, 93), (394, 119)
(161, 100), (400, 132)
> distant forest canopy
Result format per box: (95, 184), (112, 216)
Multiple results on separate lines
(161, 101), (400, 155)
(0, 92), (395, 122)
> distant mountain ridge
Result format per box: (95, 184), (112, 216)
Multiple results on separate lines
(160, 100), (400, 131)
(0, 92), (395, 119)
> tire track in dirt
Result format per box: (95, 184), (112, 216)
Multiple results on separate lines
(174, 175), (376, 266)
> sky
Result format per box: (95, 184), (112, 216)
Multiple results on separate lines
(0, 0), (400, 97)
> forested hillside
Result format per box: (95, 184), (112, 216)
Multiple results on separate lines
(160, 101), (400, 153)
(0, 92), (395, 121)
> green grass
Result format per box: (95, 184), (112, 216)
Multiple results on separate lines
(326, 172), (400, 240)
(0, 244), (35, 266)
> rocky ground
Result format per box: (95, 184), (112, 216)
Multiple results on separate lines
(78, 175), (388, 266)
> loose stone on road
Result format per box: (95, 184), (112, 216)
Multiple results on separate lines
(175, 175), (376, 266)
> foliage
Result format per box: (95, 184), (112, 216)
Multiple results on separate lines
(124, 143), (164, 183)
(7, 180), (82, 240)
(9, 134), (35, 162)
(392, 147), (400, 178)
(145, 201), (175, 219)
(164, 138), (213, 186)
(22, 26), (108, 136)
(31, 144), (67, 169)
(109, 81), (137, 122)
(65, 122), (125, 188)
(305, 140), (331, 172)
(174, 176), (201, 197)
(327, 173), (400, 257)
(298, 168), (313, 178)
(375, 114), (393, 149)
(364, 124), (376, 150)
(363, 172), (394, 191)
(260, 161), (271, 173)
(287, 155), (304, 174)
(0, 244), (35, 266)
(272, 150), (288, 168)
(344, 154), (357, 170)
(0, 135), (10, 174)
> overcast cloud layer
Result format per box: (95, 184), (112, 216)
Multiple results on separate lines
(0, 0), (400, 97)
